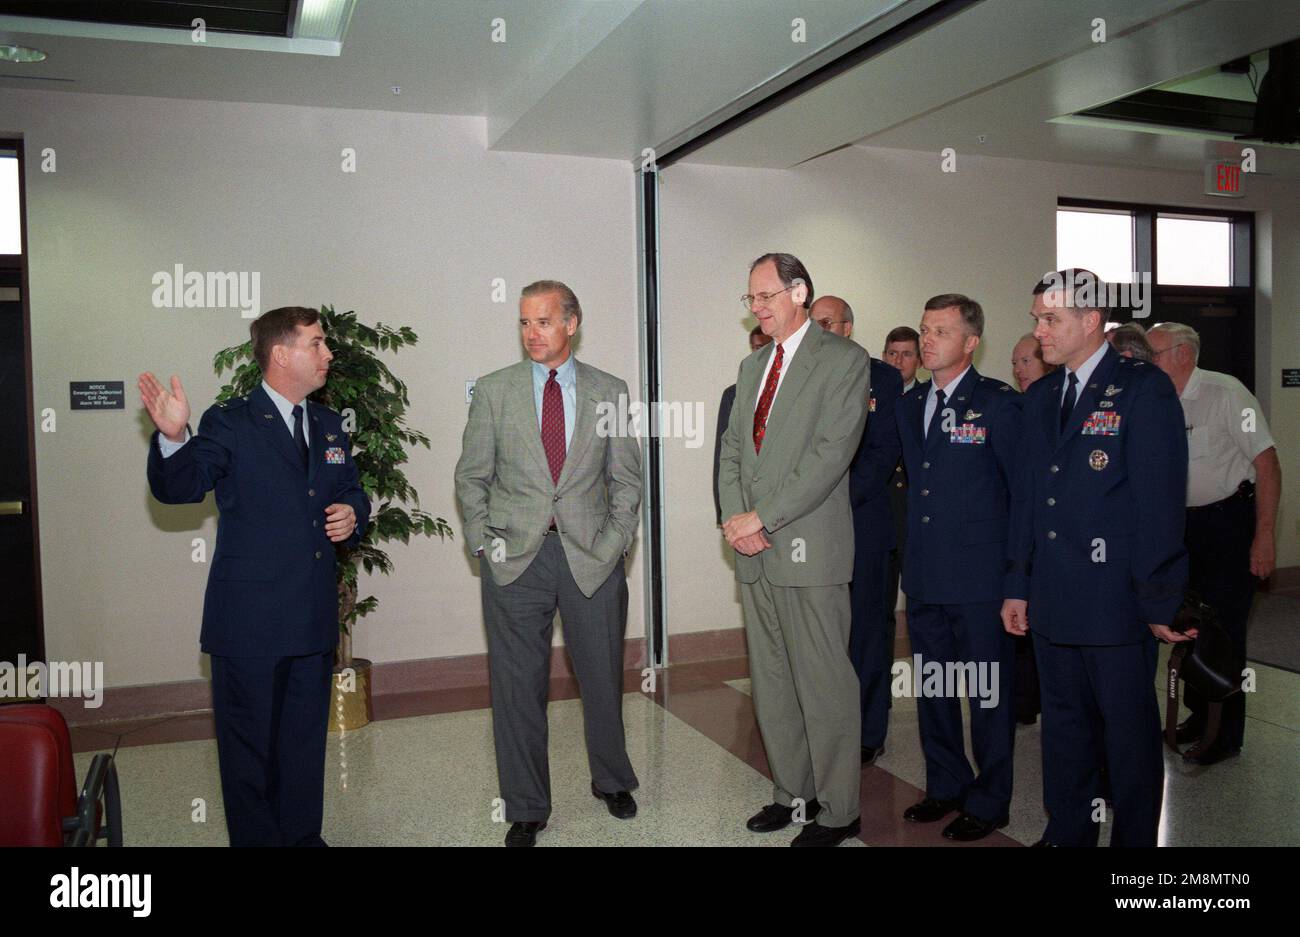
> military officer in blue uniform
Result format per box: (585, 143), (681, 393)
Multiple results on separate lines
(896, 294), (1021, 841)
(812, 297), (904, 765)
(1003, 271), (1188, 848)
(139, 306), (370, 847)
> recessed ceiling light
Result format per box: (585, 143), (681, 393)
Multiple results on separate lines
(0, 44), (46, 63)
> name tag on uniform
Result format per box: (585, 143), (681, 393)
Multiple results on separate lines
(1081, 412), (1121, 436)
(324, 447), (346, 464)
(949, 423), (986, 444)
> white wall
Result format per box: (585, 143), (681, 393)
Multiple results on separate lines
(8, 85), (1295, 686)
(659, 145), (1300, 640)
(1, 88), (641, 688)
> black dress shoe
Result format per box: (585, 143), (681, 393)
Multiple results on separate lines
(790, 817), (861, 847)
(591, 782), (637, 819)
(860, 745), (885, 765)
(1030, 838), (1057, 847)
(746, 799), (821, 832)
(504, 821), (546, 847)
(942, 812), (1009, 841)
(1183, 741), (1241, 766)
(903, 797), (963, 823)
(1175, 717), (1204, 745)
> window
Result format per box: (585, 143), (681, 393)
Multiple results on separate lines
(1056, 207), (1135, 284)
(1156, 214), (1232, 286)
(0, 154), (19, 255)
(1056, 196), (1254, 392)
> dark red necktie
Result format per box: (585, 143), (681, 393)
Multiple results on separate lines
(541, 369), (566, 484)
(752, 343), (784, 454)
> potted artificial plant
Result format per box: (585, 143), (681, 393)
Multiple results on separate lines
(214, 305), (453, 731)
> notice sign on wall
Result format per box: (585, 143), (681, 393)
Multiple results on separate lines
(70, 381), (125, 410)
(1283, 369), (1300, 388)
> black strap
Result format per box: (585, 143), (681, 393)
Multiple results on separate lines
(1164, 640), (1224, 755)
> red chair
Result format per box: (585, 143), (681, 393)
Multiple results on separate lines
(0, 703), (122, 846)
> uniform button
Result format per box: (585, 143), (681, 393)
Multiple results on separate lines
(312, 519), (318, 527)
(921, 489), (929, 496)
(308, 488), (316, 496)
(1049, 466), (1059, 474)
(1046, 498), (1055, 507)
(1047, 531), (1056, 540)
(553, 494), (560, 502)
(921, 516), (930, 523)
(895, 482), (902, 488)
(922, 461), (930, 469)
(315, 550), (322, 558)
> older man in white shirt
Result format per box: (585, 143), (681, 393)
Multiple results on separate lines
(1149, 322), (1281, 765)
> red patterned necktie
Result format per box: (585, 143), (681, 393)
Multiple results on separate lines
(752, 343), (784, 454)
(541, 368), (566, 484)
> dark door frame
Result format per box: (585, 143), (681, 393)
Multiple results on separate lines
(1, 137), (44, 667)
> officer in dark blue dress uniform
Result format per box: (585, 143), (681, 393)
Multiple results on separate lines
(813, 297), (907, 767)
(895, 294), (1021, 842)
(849, 356), (904, 764)
(140, 307), (370, 846)
(812, 298), (906, 767)
(1003, 271), (1188, 847)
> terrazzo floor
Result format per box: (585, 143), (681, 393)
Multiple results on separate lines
(68, 638), (1298, 847)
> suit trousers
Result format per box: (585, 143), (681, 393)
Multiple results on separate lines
(741, 577), (861, 827)
(849, 545), (893, 748)
(906, 599), (1015, 820)
(209, 650), (333, 847)
(1033, 633), (1163, 846)
(481, 533), (637, 822)
(1184, 495), (1256, 750)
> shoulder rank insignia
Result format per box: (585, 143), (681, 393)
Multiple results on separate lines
(964, 409), (981, 421)
(1104, 384), (1123, 397)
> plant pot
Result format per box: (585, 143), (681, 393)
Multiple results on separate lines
(328, 657), (372, 733)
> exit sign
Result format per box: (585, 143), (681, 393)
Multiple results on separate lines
(1205, 161), (1245, 198)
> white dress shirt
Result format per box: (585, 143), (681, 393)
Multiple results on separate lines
(1180, 367), (1276, 506)
(753, 316), (813, 413)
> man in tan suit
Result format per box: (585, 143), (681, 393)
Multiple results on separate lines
(719, 253), (871, 846)
(455, 280), (642, 847)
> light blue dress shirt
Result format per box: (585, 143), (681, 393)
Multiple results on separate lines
(923, 363), (972, 439)
(532, 354), (576, 450)
(1060, 340), (1109, 408)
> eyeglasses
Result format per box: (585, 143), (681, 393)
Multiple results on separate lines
(1151, 342), (1185, 358)
(740, 286), (793, 311)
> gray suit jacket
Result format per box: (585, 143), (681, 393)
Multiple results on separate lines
(454, 357), (642, 597)
(718, 322), (870, 587)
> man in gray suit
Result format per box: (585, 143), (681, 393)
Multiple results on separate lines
(719, 253), (871, 847)
(455, 280), (642, 847)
